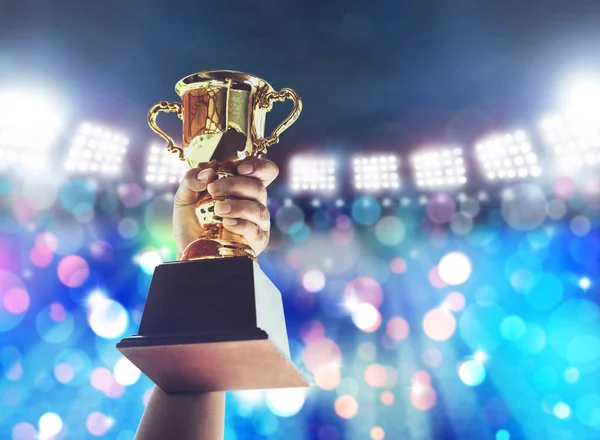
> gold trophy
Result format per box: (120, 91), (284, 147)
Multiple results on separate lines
(117, 71), (309, 393)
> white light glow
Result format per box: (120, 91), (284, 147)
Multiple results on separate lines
(0, 90), (62, 172)
(353, 155), (401, 192)
(113, 357), (141, 386)
(266, 387), (307, 417)
(562, 76), (600, 117)
(39, 412), (63, 436)
(289, 156), (337, 193)
(412, 147), (467, 189)
(544, 75), (600, 172)
(475, 130), (542, 181)
(438, 252), (472, 286)
(473, 350), (488, 363)
(87, 295), (129, 339)
(351, 303), (380, 331)
(65, 123), (129, 177)
(579, 277), (592, 290)
(145, 144), (189, 185)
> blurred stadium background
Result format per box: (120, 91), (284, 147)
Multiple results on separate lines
(1, 1), (600, 439)
(0, 76), (599, 440)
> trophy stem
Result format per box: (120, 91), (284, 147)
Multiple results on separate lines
(180, 161), (257, 262)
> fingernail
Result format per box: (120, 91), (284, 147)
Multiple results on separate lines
(207, 180), (223, 193)
(197, 169), (211, 181)
(223, 218), (238, 226)
(215, 201), (231, 215)
(238, 163), (253, 175)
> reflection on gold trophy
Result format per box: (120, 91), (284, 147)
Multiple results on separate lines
(148, 70), (302, 261)
(117, 71), (309, 393)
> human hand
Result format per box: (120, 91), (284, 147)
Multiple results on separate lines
(173, 157), (279, 259)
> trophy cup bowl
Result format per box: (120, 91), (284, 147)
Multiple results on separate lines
(116, 70), (309, 393)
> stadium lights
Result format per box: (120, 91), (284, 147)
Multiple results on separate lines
(412, 147), (467, 189)
(289, 156), (336, 193)
(64, 123), (129, 176)
(540, 112), (600, 171)
(145, 144), (189, 185)
(0, 90), (62, 171)
(353, 155), (400, 192)
(475, 130), (542, 181)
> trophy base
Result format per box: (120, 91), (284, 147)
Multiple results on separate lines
(117, 332), (308, 393)
(116, 257), (310, 394)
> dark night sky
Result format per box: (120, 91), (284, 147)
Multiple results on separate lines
(1, 0), (600, 160)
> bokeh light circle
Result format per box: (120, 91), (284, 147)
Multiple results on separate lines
(364, 364), (388, 387)
(57, 255), (90, 288)
(500, 315), (526, 341)
(302, 269), (326, 293)
(438, 252), (472, 285)
(265, 388), (307, 417)
(86, 411), (114, 436)
(458, 360), (486, 386)
(411, 385), (437, 411)
(113, 357), (141, 386)
(12, 422), (37, 440)
(334, 395), (358, 419)
(88, 296), (130, 340)
(351, 303), (381, 333)
(426, 193), (457, 224)
(374, 216), (405, 246)
(0, 270), (27, 332)
(302, 338), (342, 374)
(344, 277), (383, 308)
(38, 412), (63, 436)
(351, 196), (382, 226)
(315, 364), (341, 390)
(501, 184), (547, 230)
(386, 317), (410, 341)
(423, 308), (456, 341)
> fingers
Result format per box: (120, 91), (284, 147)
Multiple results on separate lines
(215, 199), (270, 231)
(221, 218), (269, 248)
(236, 158), (279, 187)
(207, 175), (267, 205)
(175, 168), (218, 206)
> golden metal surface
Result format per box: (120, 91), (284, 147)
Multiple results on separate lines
(148, 70), (302, 261)
(148, 101), (184, 159)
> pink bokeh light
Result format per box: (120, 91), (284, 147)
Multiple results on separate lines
(389, 257), (407, 274)
(300, 320), (326, 343)
(35, 232), (59, 252)
(86, 412), (113, 436)
(410, 385), (437, 411)
(57, 255), (89, 288)
(386, 317), (410, 341)
(302, 338), (342, 374)
(426, 193), (456, 224)
(90, 367), (113, 392)
(345, 277), (383, 308)
(30, 246), (53, 267)
(2, 288), (30, 314)
(444, 291), (466, 311)
(423, 308), (456, 341)
(50, 302), (67, 322)
(54, 363), (75, 384)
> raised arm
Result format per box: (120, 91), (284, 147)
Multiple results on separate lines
(134, 157), (279, 440)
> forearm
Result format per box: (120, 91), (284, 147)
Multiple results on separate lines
(134, 386), (225, 440)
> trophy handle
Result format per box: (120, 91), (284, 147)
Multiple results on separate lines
(254, 88), (302, 154)
(148, 101), (185, 160)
